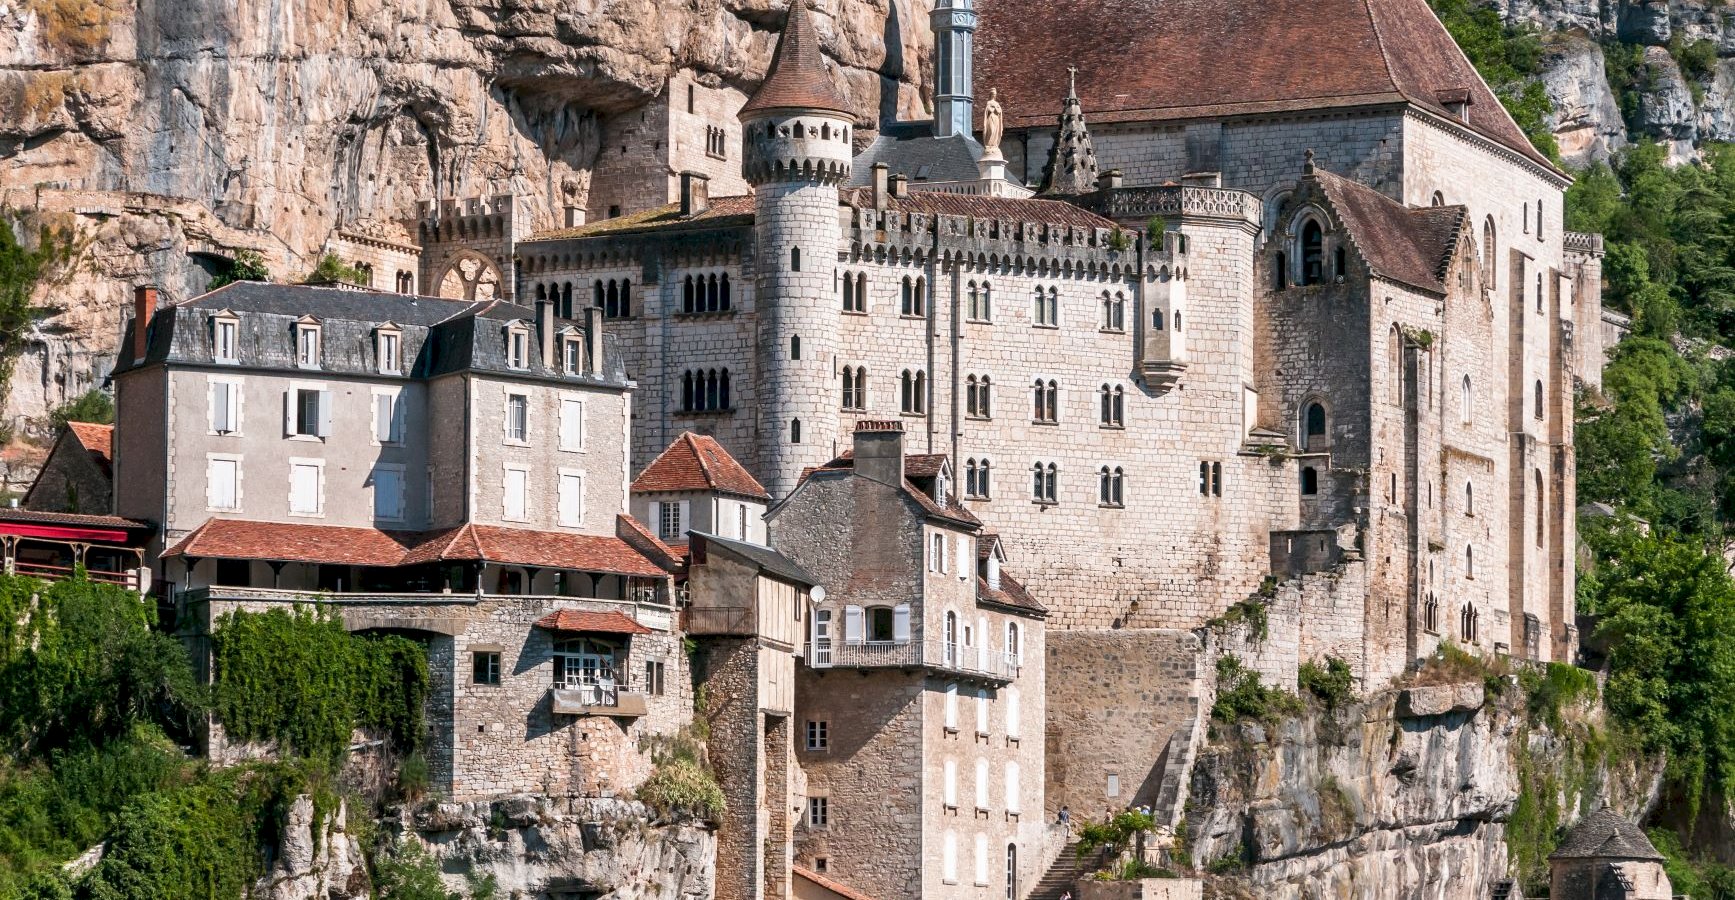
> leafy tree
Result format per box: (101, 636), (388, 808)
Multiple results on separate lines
(303, 253), (368, 286)
(46, 389), (113, 430)
(207, 248), (270, 290)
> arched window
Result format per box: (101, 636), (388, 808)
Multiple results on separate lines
(1536, 469), (1546, 546)
(705, 274), (719, 312)
(965, 458), (992, 499)
(1466, 481), (1474, 516)
(683, 275), (697, 314)
(902, 276), (916, 316)
(1523, 202), (1530, 234)
(1424, 594), (1439, 634)
(1301, 466), (1319, 495)
(1537, 197), (1544, 239)
(680, 368), (734, 412)
(1033, 380), (1058, 424)
(944, 611), (959, 662)
(594, 280), (605, 309)
(681, 371), (695, 412)
(841, 366), (866, 410)
(1300, 220), (1324, 285)
(791, 418), (802, 444)
(1537, 271), (1544, 314)
(1390, 326), (1404, 404)
(1460, 375), (1472, 424)
(1462, 604), (1479, 642)
(1534, 379), (1544, 420)
(721, 272), (731, 310)
(842, 271), (856, 311)
(1465, 544), (1475, 579)
(1032, 462), (1058, 504)
(1303, 402), (1327, 451)
(901, 369), (927, 415)
(1275, 251), (1287, 290)
(791, 335), (801, 360)
(1430, 191), (1444, 207)
(1101, 292), (1126, 331)
(855, 273), (868, 312)
(617, 280), (631, 317)
(1099, 384), (1124, 427)
(791, 246), (801, 271)
(1098, 466), (1125, 508)
(967, 375), (993, 419)
(1174, 311), (1182, 331)
(908, 276), (927, 317)
(1152, 308), (1165, 330)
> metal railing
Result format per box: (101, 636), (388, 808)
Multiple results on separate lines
(808, 638), (1019, 681)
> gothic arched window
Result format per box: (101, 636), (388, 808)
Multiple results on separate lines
(1300, 220), (1324, 285)
(1303, 402), (1327, 451)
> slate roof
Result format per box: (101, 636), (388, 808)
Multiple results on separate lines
(1549, 807), (1664, 861)
(114, 281), (629, 387)
(839, 187), (1117, 230)
(738, 0), (853, 119)
(805, 454), (981, 527)
(691, 532), (818, 586)
(161, 518), (671, 576)
(533, 608), (653, 635)
(66, 422), (114, 478)
(632, 432), (770, 500)
(846, 121), (999, 188)
(1313, 168), (1468, 294)
(529, 196), (757, 242)
(973, 0), (1560, 175)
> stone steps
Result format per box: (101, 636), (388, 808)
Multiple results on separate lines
(1026, 839), (1082, 900)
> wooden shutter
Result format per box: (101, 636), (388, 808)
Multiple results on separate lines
(316, 390), (333, 437)
(843, 605), (864, 644)
(893, 603), (911, 643)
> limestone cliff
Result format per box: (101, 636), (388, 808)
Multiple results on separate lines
(1183, 678), (1661, 900)
(0, 0), (928, 425)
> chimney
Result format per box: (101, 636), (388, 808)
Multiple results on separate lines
(852, 420), (905, 487)
(1098, 169), (1123, 191)
(872, 163), (890, 209)
(584, 306), (605, 377)
(536, 299), (556, 369)
(132, 285), (159, 363)
(680, 172), (710, 217)
(564, 205), (587, 228)
(889, 174), (910, 199)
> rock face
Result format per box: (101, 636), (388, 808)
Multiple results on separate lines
(1185, 683), (1661, 900)
(0, 0), (927, 425)
(1539, 32), (1628, 166)
(260, 796), (369, 900)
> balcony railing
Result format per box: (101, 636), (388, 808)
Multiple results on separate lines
(11, 561), (141, 589)
(549, 665), (649, 716)
(808, 638), (1020, 682)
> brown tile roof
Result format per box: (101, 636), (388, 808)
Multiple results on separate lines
(0, 507), (150, 531)
(738, 0), (853, 119)
(1313, 168), (1467, 294)
(66, 422), (114, 477)
(840, 187), (1117, 230)
(161, 519), (671, 577)
(978, 571), (1047, 617)
(162, 519), (421, 566)
(533, 608), (654, 635)
(528, 195), (756, 241)
(633, 432), (770, 500)
(794, 866), (879, 900)
(614, 514), (686, 572)
(974, 0), (1560, 174)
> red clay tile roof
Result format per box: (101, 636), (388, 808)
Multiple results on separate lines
(738, 0), (853, 119)
(1313, 167), (1468, 294)
(614, 513), (686, 572)
(533, 608), (654, 635)
(794, 866), (878, 900)
(66, 422), (113, 477)
(974, 0), (1559, 174)
(162, 519), (421, 566)
(529, 195), (756, 241)
(978, 571), (1047, 617)
(161, 519), (670, 576)
(840, 187), (1117, 230)
(0, 507), (149, 531)
(633, 432), (770, 500)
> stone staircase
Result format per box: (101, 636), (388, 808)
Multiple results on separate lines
(1026, 840), (1082, 900)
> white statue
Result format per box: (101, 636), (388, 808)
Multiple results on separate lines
(982, 87), (1004, 157)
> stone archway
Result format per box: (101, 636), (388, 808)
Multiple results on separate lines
(436, 252), (502, 302)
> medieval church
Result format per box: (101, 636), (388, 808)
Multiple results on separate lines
(327, 0), (1607, 687)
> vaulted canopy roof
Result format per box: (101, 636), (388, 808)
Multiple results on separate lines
(739, 0), (853, 119)
(973, 0), (1558, 174)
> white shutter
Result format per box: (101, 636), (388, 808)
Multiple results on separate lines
(316, 390), (333, 437)
(943, 759), (957, 807)
(893, 603), (911, 643)
(975, 833), (988, 885)
(942, 831), (957, 883)
(211, 381), (230, 433)
(956, 536), (970, 580)
(976, 616), (988, 669)
(975, 688), (988, 734)
(504, 468), (528, 520)
(207, 458), (237, 510)
(944, 683), (958, 730)
(558, 472), (583, 526)
(1006, 687), (1021, 738)
(290, 463), (320, 514)
(283, 389), (295, 436)
(375, 394), (393, 442)
(844, 605), (864, 644)
(374, 468), (403, 520)
(1005, 761), (1021, 812)
(975, 759), (989, 809)
(560, 397), (583, 451)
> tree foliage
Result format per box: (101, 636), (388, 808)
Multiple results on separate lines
(1427, 0), (1560, 161)
(206, 248), (271, 290)
(0, 214), (75, 407)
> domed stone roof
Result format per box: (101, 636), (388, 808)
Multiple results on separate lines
(738, 0), (853, 119)
(1549, 806), (1664, 861)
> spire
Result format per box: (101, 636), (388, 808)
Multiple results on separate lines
(739, 0), (852, 119)
(1040, 66), (1099, 195)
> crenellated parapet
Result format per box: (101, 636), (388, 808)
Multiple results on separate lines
(1088, 184), (1264, 233)
(740, 114), (855, 186)
(418, 194), (527, 244)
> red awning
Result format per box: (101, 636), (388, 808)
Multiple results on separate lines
(1, 523), (134, 543)
(533, 609), (653, 635)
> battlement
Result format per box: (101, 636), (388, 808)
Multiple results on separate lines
(846, 203), (1185, 272)
(741, 112), (855, 186)
(418, 194), (526, 243)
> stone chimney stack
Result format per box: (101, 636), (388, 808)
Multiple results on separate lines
(889, 173), (909, 199)
(564, 206), (587, 228)
(537, 299), (556, 369)
(680, 171), (710, 217)
(852, 420), (905, 487)
(1098, 169), (1123, 190)
(584, 306), (605, 377)
(872, 163), (889, 209)
(132, 285), (159, 363)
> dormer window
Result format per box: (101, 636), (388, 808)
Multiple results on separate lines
(213, 312), (239, 364)
(295, 318), (322, 369)
(376, 324), (402, 375)
(505, 323), (530, 370)
(561, 332), (582, 375)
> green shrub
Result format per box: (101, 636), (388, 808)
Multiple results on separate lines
(1205, 844), (1248, 875)
(1298, 655), (1355, 710)
(1075, 809), (1154, 862)
(1519, 662), (1599, 730)
(373, 838), (455, 900)
(637, 728), (724, 822)
(1211, 656), (1301, 724)
(302, 253), (368, 286)
(45, 389), (112, 431)
(207, 248), (270, 290)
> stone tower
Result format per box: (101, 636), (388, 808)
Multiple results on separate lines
(1040, 68), (1100, 195)
(739, 0), (855, 497)
(931, 0), (978, 139)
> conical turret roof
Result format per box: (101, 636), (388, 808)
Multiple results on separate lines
(739, 0), (853, 119)
(1039, 69), (1099, 195)
(1548, 806), (1664, 861)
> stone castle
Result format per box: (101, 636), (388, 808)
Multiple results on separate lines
(324, 0), (1608, 689)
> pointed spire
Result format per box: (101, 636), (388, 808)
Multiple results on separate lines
(1040, 65), (1099, 195)
(739, 0), (853, 119)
